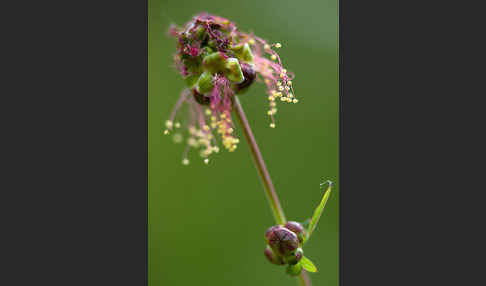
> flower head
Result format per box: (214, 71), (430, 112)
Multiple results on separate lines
(165, 13), (298, 164)
(264, 224), (304, 269)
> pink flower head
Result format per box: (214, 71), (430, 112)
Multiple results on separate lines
(164, 13), (298, 165)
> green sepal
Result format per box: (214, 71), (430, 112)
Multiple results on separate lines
(196, 71), (214, 94)
(224, 58), (244, 83)
(184, 74), (200, 88)
(286, 263), (303, 276)
(231, 42), (254, 63)
(202, 52), (226, 74)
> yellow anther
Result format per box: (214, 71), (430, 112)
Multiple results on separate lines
(203, 125), (210, 131)
(280, 73), (285, 78)
(165, 120), (173, 129)
(270, 123), (276, 128)
(275, 43), (282, 48)
(278, 86), (284, 91)
(276, 92), (283, 97)
(205, 109), (212, 115)
(221, 113), (227, 119)
(172, 133), (183, 144)
(271, 54), (277, 61)
(198, 139), (209, 146)
(163, 129), (169, 135)
(267, 110), (273, 115)
(188, 137), (198, 147)
(249, 38), (255, 45)
(293, 99), (298, 103)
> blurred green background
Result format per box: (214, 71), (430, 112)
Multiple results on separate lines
(149, 0), (338, 285)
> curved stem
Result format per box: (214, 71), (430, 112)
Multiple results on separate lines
(233, 96), (311, 286)
(233, 96), (286, 224)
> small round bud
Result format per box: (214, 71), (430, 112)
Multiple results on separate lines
(235, 63), (256, 93)
(285, 247), (304, 265)
(264, 245), (285, 265)
(264, 225), (299, 257)
(192, 89), (211, 105)
(286, 262), (303, 276)
(285, 221), (306, 244)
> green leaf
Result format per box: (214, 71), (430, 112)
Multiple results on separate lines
(305, 181), (332, 243)
(300, 256), (318, 273)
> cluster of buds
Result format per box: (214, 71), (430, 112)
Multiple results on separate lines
(264, 221), (307, 276)
(165, 13), (298, 164)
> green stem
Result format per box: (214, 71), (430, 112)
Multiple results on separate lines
(233, 96), (311, 286)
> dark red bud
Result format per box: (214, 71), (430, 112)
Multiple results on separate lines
(285, 221), (306, 244)
(286, 247), (304, 265)
(235, 63), (256, 92)
(265, 225), (299, 257)
(192, 88), (211, 105)
(264, 245), (285, 265)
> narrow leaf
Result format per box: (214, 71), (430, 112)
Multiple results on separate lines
(305, 181), (332, 243)
(300, 256), (318, 272)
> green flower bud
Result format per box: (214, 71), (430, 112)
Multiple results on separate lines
(202, 52), (226, 74)
(264, 245), (285, 265)
(285, 247), (304, 265)
(232, 43), (254, 63)
(196, 71), (214, 94)
(286, 262), (303, 276)
(285, 221), (306, 244)
(184, 74), (200, 88)
(224, 58), (244, 83)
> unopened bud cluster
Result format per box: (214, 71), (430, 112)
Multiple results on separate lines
(264, 221), (306, 276)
